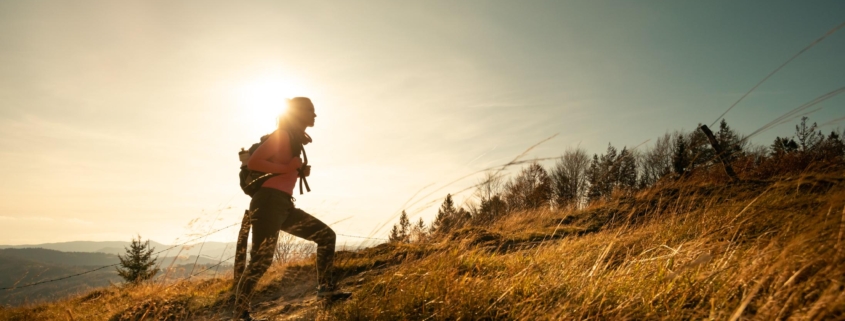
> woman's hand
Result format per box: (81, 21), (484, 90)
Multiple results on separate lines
(289, 157), (303, 172)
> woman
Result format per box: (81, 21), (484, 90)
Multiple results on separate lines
(234, 97), (347, 321)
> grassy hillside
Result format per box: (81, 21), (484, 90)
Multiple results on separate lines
(2, 172), (844, 320)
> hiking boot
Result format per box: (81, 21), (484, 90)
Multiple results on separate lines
(316, 285), (352, 301)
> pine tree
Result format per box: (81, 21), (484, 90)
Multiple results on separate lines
(116, 235), (158, 284)
(388, 224), (402, 243)
(586, 154), (603, 202)
(819, 131), (845, 161)
(432, 194), (457, 234)
(771, 137), (798, 156)
(598, 144), (618, 197)
(716, 119), (744, 162)
(618, 147), (637, 192)
(410, 217), (427, 242)
(477, 195), (506, 224)
(398, 211), (410, 241)
(686, 128), (713, 170)
(389, 211), (413, 243)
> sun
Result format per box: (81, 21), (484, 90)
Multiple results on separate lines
(235, 74), (308, 130)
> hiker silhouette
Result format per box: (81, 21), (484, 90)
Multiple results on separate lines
(233, 97), (349, 321)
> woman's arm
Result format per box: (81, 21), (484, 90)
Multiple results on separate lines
(247, 131), (302, 174)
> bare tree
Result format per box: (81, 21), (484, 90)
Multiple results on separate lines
(474, 171), (503, 202)
(550, 147), (590, 209)
(275, 232), (297, 264)
(639, 132), (673, 187)
(795, 116), (823, 152)
(471, 171), (506, 224)
(275, 233), (316, 263)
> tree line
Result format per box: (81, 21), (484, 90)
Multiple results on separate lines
(389, 117), (845, 242)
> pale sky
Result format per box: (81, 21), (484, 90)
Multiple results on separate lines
(1, 1), (843, 245)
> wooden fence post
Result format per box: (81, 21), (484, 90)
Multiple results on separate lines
(699, 125), (739, 182)
(233, 209), (251, 290)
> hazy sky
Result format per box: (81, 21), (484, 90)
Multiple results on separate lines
(1, 1), (843, 245)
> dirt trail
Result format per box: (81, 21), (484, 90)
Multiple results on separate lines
(219, 264), (356, 321)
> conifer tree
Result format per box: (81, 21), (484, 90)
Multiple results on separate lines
(672, 137), (689, 176)
(476, 195), (506, 224)
(398, 211), (410, 241)
(771, 137), (798, 155)
(586, 154), (603, 202)
(411, 217), (427, 242)
(116, 235), (158, 284)
(819, 131), (845, 161)
(432, 194), (458, 234)
(715, 119), (744, 162)
(686, 128), (713, 170)
(618, 147), (637, 192)
(389, 211), (413, 243)
(388, 224), (402, 243)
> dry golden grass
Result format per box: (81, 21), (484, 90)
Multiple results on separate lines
(326, 174), (845, 320)
(2, 173), (844, 320)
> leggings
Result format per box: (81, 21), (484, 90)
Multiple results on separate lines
(234, 187), (336, 311)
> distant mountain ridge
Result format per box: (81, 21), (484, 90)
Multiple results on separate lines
(0, 240), (236, 257)
(0, 248), (118, 266)
(0, 241), (168, 253)
(0, 247), (234, 306)
(0, 248), (232, 268)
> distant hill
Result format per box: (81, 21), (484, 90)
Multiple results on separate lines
(0, 248), (120, 266)
(0, 248), (229, 268)
(0, 241), (168, 253)
(0, 253), (120, 306)
(0, 248), (233, 306)
(0, 240), (237, 258)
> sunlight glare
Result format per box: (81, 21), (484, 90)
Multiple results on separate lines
(235, 74), (307, 131)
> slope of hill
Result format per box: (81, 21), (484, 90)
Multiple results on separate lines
(2, 172), (844, 320)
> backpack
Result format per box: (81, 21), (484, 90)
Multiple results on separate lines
(238, 130), (311, 197)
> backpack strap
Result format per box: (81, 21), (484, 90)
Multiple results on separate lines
(286, 129), (312, 195)
(298, 146), (311, 195)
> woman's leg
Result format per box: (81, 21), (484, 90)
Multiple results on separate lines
(234, 189), (292, 314)
(279, 208), (336, 288)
